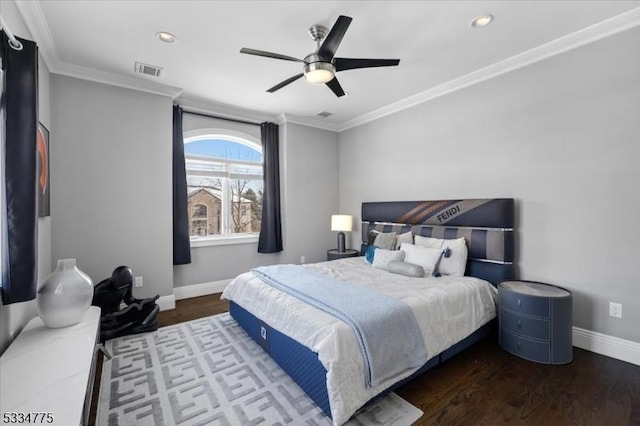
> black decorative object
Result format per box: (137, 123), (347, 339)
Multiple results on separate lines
(92, 265), (160, 342)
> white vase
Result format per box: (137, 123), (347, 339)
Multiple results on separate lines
(36, 259), (94, 328)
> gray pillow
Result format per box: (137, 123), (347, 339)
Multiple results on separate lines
(373, 231), (396, 250)
(387, 260), (425, 278)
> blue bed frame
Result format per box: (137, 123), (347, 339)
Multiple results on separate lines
(229, 198), (516, 419)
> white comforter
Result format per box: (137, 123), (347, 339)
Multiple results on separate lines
(221, 257), (497, 425)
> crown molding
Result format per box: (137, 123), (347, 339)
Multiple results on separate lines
(338, 7), (640, 132)
(55, 61), (183, 98)
(15, 0), (183, 99)
(277, 113), (339, 132)
(16, 1), (640, 131)
(177, 96), (276, 124)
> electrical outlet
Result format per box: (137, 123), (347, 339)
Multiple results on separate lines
(135, 276), (143, 288)
(300, 255), (306, 264)
(609, 302), (622, 319)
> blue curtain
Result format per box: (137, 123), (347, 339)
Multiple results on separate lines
(0, 33), (39, 304)
(172, 105), (191, 264)
(258, 122), (283, 253)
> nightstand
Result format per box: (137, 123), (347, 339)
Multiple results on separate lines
(499, 280), (572, 364)
(327, 249), (359, 261)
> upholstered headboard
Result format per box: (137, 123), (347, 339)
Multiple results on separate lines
(361, 199), (516, 286)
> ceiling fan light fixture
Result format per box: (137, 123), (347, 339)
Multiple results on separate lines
(156, 31), (177, 43)
(304, 62), (335, 84)
(470, 14), (494, 28)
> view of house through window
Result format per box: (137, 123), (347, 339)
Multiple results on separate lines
(184, 135), (263, 240)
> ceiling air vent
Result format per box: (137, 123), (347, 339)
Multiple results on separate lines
(317, 111), (332, 117)
(135, 62), (163, 77)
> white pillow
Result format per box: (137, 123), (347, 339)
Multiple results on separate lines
(414, 235), (444, 249)
(394, 231), (413, 249)
(414, 236), (467, 277)
(399, 243), (442, 277)
(372, 248), (404, 270)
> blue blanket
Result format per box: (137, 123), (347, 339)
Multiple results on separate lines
(251, 265), (428, 387)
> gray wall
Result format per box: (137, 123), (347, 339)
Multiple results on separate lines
(0, 1), (52, 355)
(280, 123), (340, 264)
(339, 27), (640, 343)
(174, 121), (339, 286)
(50, 76), (174, 300)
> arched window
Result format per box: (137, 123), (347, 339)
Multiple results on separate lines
(184, 129), (263, 241)
(192, 204), (207, 218)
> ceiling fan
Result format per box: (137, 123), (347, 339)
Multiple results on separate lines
(240, 15), (400, 97)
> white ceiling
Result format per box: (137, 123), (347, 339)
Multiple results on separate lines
(14, 1), (640, 128)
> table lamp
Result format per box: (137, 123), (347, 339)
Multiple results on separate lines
(331, 215), (352, 253)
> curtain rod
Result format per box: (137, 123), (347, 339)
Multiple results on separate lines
(181, 107), (262, 127)
(0, 15), (24, 51)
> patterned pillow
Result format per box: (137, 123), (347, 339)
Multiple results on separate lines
(371, 248), (404, 270)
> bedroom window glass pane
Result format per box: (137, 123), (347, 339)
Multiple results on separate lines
(230, 178), (263, 234)
(183, 136), (262, 241)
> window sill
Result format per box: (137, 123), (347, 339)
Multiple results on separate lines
(190, 234), (259, 248)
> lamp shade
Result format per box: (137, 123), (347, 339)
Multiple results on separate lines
(331, 215), (353, 232)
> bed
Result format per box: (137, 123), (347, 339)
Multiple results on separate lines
(221, 198), (516, 425)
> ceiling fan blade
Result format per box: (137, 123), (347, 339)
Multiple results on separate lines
(240, 48), (305, 63)
(326, 77), (346, 97)
(267, 73), (304, 93)
(334, 58), (400, 72)
(318, 15), (352, 61)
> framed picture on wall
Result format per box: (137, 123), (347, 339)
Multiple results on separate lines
(37, 122), (50, 217)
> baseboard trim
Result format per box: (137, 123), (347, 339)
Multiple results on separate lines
(157, 295), (176, 312)
(174, 280), (231, 301)
(573, 326), (640, 366)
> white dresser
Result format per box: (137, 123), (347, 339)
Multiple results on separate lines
(0, 307), (101, 426)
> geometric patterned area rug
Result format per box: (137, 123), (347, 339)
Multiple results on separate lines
(97, 313), (423, 426)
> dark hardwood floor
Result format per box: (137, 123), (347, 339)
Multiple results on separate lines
(90, 294), (639, 426)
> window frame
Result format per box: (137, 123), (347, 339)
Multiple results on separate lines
(183, 128), (263, 248)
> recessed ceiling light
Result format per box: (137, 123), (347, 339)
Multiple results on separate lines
(156, 31), (177, 43)
(470, 14), (494, 28)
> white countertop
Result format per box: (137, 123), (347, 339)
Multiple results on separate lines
(0, 307), (100, 426)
